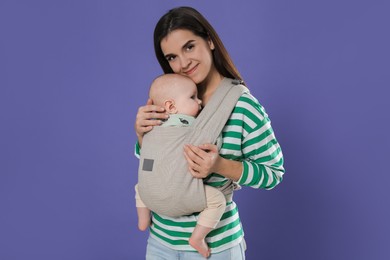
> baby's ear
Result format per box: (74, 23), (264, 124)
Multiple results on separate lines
(164, 100), (177, 114)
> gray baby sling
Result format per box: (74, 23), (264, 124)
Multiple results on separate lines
(138, 78), (248, 217)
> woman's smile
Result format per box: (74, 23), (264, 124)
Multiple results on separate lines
(184, 64), (199, 75)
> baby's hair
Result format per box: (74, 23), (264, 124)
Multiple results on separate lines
(149, 74), (195, 106)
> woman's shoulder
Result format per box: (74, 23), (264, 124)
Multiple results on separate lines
(233, 92), (269, 123)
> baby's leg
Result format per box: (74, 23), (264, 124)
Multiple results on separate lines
(189, 186), (226, 258)
(135, 184), (151, 231)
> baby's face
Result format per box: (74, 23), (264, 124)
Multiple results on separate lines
(174, 82), (202, 117)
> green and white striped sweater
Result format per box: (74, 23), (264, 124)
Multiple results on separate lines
(135, 92), (285, 253)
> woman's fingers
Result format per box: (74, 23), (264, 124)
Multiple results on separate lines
(138, 105), (167, 120)
(184, 152), (202, 178)
(184, 144), (206, 162)
(184, 144), (219, 178)
(199, 143), (218, 153)
(135, 100), (168, 136)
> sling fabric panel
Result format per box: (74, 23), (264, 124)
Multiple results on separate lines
(138, 78), (248, 217)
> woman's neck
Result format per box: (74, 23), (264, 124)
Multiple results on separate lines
(198, 70), (224, 105)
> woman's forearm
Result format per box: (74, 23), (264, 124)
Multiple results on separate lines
(213, 156), (243, 182)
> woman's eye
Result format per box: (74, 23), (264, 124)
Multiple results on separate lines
(166, 56), (176, 62)
(186, 44), (194, 51)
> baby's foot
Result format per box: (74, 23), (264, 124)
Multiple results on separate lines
(189, 237), (211, 258)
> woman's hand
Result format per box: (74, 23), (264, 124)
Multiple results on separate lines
(184, 143), (220, 179)
(135, 98), (168, 145)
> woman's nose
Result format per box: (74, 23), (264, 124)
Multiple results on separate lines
(180, 56), (191, 69)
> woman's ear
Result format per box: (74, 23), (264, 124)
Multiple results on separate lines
(208, 37), (215, 50)
(164, 100), (178, 114)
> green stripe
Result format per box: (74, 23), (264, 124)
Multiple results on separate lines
(220, 154), (242, 161)
(222, 143), (241, 151)
(209, 229), (244, 248)
(152, 213), (197, 228)
(253, 146), (282, 164)
(153, 223), (192, 238)
(150, 228), (189, 246)
(222, 131), (242, 139)
(233, 107), (263, 124)
(135, 142), (140, 156)
(258, 165), (269, 188)
(242, 128), (274, 148)
(237, 96), (265, 115)
(206, 180), (228, 187)
(220, 204), (238, 221)
(209, 216), (241, 236)
(249, 162), (264, 187)
(239, 162), (249, 184)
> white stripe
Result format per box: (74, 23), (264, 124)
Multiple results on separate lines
(151, 224), (191, 241)
(152, 216), (195, 233)
(229, 112), (257, 129)
(223, 125), (248, 136)
(251, 142), (279, 160)
(219, 148), (242, 157)
(223, 124), (242, 133)
(265, 167), (275, 187)
(243, 162), (254, 185)
(223, 136), (241, 144)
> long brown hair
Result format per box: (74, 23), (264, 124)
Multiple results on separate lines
(153, 6), (243, 83)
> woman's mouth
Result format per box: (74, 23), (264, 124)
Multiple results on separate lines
(184, 64), (198, 75)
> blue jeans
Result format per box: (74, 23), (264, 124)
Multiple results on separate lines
(146, 236), (246, 260)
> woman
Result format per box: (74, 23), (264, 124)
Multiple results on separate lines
(135, 6), (285, 259)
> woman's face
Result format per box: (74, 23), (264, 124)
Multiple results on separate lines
(160, 29), (216, 85)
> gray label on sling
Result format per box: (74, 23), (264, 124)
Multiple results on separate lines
(142, 159), (154, 171)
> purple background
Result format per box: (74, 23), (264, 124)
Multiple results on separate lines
(1, 1), (389, 259)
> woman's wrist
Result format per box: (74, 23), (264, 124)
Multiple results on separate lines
(213, 156), (243, 182)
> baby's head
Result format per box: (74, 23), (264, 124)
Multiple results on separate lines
(149, 74), (202, 117)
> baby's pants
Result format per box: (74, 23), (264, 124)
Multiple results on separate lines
(135, 184), (226, 229)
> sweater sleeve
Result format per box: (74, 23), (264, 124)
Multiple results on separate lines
(134, 141), (140, 159)
(233, 94), (285, 190)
